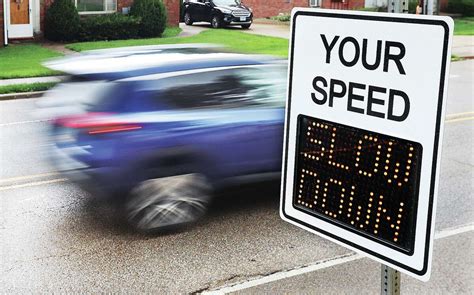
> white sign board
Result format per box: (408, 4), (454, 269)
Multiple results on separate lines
(280, 8), (453, 281)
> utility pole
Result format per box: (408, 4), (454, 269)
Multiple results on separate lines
(425, 0), (440, 15)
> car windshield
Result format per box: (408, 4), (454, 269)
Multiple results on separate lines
(213, 0), (240, 6)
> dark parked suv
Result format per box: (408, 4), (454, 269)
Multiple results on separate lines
(183, 0), (253, 29)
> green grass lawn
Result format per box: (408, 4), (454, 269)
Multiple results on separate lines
(67, 29), (289, 57)
(0, 45), (63, 79)
(0, 27), (181, 80)
(161, 27), (183, 38)
(454, 17), (474, 35)
(2, 20), (466, 83)
(0, 82), (57, 95)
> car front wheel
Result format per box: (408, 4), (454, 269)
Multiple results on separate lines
(126, 173), (211, 232)
(184, 12), (193, 25)
(211, 16), (222, 28)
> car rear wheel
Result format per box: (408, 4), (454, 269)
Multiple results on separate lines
(184, 12), (193, 25)
(211, 16), (222, 28)
(126, 173), (211, 232)
(241, 24), (251, 29)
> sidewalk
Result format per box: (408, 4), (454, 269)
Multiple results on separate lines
(451, 35), (474, 58)
(0, 76), (66, 87)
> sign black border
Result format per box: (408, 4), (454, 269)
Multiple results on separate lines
(281, 10), (450, 276)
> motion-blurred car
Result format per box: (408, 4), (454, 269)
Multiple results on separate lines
(183, 0), (253, 29)
(38, 44), (287, 231)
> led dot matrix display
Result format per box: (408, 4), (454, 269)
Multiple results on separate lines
(294, 115), (422, 253)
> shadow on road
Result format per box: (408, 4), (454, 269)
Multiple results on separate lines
(184, 22), (253, 31)
(64, 180), (281, 238)
(209, 180), (280, 216)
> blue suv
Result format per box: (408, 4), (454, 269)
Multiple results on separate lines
(39, 45), (287, 231)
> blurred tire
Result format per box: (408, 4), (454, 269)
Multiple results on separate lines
(184, 12), (193, 25)
(127, 173), (211, 231)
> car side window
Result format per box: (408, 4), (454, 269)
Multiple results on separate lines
(141, 65), (287, 110)
(233, 66), (287, 108)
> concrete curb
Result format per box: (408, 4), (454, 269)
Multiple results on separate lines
(0, 91), (46, 101)
(253, 18), (290, 26)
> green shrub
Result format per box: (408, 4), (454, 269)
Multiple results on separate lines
(44, 0), (80, 41)
(357, 6), (387, 12)
(270, 13), (291, 22)
(131, 0), (168, 38)
(408, 0), (418, 14)
(78, 14), (142, 41)
(447, 0), (474, 16)
(357, 7), (378, 12)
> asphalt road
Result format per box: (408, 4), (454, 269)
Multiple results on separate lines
(1, 60), (472, 293)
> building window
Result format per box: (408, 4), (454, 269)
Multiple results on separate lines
(74, 0), (117, 13)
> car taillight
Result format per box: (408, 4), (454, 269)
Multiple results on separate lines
(54, 113), (142, 135)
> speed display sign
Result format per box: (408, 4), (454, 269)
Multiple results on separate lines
(280, 9), (453, 281)
(295, 116), (422, 253)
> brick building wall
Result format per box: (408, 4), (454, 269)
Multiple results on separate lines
(439, 0), (449, 12)
(41, 0), (54, 33)
(1, 0), (4, 46)
(242, 0), (366, 19)
(243, 0), (309, 18)
(320, 0), (365, 10)
(117, 0), (134, 13)
(163, 0), (180, 26)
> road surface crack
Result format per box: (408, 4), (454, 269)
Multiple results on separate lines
(448, 157), (474, 168)
(3, 248), (88, 274)
(191, 274), (240, 294)
(193, 253), (358, 294)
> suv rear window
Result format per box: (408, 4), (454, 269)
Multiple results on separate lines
(47, 78), (139, 113)
(43, 79), (115, 109)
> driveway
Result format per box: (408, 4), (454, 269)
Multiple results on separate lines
(178, 22), (210, 37)
(243, 22), (290, 39)
(179, 22), (290, 39)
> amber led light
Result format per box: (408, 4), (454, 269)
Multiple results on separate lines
(294, 115), (422, 253)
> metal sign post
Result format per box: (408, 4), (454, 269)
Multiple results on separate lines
(382, 265), (401, 295)
(383, 1), (409, 293)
